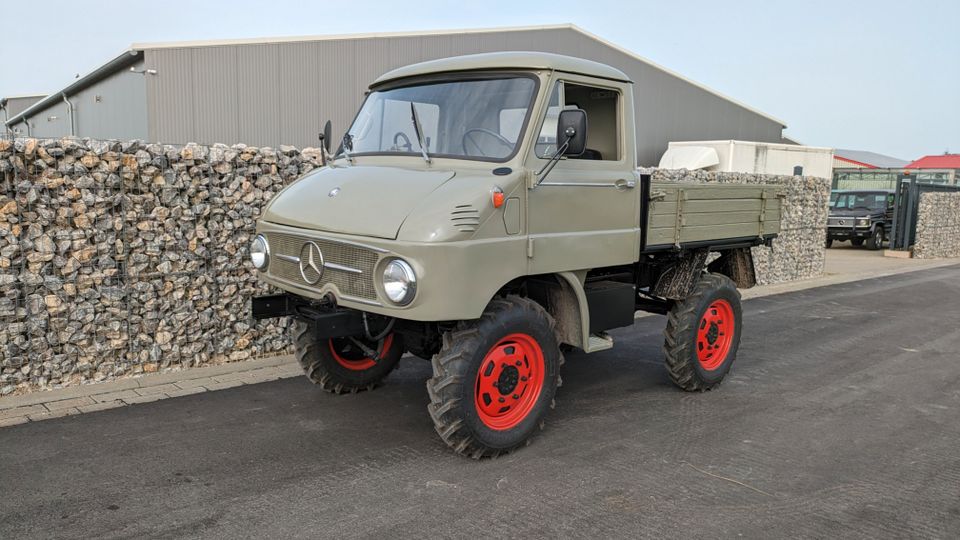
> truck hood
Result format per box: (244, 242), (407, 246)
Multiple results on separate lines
(261, 165), (456, 239)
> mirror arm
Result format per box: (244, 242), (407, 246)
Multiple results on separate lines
(533, 137), (571, 187)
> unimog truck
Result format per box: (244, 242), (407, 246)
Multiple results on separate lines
(251, 52), (781, 458)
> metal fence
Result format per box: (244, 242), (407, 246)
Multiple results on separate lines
(889, 178), (960, 251)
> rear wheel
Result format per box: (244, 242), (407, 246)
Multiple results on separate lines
(825, 237), (834, 249)
(292, 320), (404, 394)
(866, 227), (884, 250)
(663, 273), (742, 391)
(427, 295), (562, 458)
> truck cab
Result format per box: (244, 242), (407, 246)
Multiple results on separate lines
(250, 52), (779, 457)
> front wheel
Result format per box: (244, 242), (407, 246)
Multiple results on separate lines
(292, 320), (404, 394)
(663, 273), (743, 391)
(427, 295), (563, 458)
(866, 227), (884, 250)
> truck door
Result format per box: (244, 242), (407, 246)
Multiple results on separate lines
(523, 77), (641, 274)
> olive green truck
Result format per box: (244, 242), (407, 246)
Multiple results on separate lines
(251, 52), (780, 458)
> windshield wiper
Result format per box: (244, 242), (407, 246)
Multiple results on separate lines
(410, 102), (431, 164)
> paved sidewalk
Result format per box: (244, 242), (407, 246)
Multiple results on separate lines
(0, 355), (300, 428)
(1, 249), (957, 428)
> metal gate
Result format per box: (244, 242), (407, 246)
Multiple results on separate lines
(889, 178), (960, 250)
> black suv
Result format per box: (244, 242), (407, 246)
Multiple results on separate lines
(826, 190), (895, 250)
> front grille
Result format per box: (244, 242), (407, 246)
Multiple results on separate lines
(828, 217), (854, 227)
(265, 233), (381, 300)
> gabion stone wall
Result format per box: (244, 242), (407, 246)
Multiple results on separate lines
(0, 138), (327, 394)
(913, 192), (960, 259)
(643, 168), (831, 285)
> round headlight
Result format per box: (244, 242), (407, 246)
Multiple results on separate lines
(382, 259), (417, 305)
(250, 234), (269, 270)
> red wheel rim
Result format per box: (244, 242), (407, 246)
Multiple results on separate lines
(696, 300), (735, 371)
(328, 334), (394, 371)
(474, 333), (546, 431)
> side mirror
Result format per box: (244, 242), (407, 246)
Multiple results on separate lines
(557, 109), (587, 156)
(320, 120), (332, 153)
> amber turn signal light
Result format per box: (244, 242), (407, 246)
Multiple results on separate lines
(492, 187), (505, 208)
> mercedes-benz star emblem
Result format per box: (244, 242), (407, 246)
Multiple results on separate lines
(328, 187), (340, 198)
(298, 242), (324, 285)
(839, 219), (846, 225)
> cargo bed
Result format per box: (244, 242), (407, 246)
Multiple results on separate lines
(642, 180), (781, 251)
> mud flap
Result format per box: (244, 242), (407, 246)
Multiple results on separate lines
(707, 247), (757, 289)
(652, 249), (708, 300)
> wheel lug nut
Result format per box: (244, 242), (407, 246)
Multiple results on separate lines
(515, 360), (522, 366)
(512, 394), (519, 399)
(498, 397), (505, 403)
(521, 376), (528, 382)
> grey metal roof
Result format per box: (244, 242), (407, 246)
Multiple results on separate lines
(835, 149), (909, 169)
(372, 51), (631, 86)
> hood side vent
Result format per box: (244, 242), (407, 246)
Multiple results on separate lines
(451, 204), (480, 233)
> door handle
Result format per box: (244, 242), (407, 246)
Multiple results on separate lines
(615, 179), (637, 191)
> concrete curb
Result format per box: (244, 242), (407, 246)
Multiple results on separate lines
(0, 355), (301, 427)
(2, 258), (958, 429)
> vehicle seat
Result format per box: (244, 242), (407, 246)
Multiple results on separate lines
(571, 148), (603, 160)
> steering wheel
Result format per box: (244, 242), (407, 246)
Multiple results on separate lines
(462, 128), (513, 157)
(393, 132), (413, 152)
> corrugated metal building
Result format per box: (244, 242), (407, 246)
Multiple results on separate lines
(4, 24), (788, 166)
(1, 94), (46, 135)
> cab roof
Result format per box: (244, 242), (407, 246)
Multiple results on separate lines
(371, 51), (632, 87)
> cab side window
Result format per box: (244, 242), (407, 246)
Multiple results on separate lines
(534, 81), (620, 161)
(535, 82), (563, 158)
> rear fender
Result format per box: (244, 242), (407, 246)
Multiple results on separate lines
(707, 247), (757, 289)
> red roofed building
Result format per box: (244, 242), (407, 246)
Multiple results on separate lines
(833, 152), (959, 189)
(905, 154), (960, 169)
(902, 154), (960, 185)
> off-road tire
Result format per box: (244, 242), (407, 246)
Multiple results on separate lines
(663, 273), (742, 392)
(427, 295), (563, 458)
(851, 238), (865, 247)
(292, 320), (404, 394)
(866, 227), (884, 250)
(825, 237), (833, 249)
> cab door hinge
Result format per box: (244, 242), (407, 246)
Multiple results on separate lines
(527, 238), (535, 258)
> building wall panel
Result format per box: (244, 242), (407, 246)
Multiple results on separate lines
(236, 45), (281, 147)
(70, 60), (148, 140)
(146, 48), (196, 143)
(192, 47), (239, 145)
(14, 101), (70, 138)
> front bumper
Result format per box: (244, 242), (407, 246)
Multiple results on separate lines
(252, 294), (365, 339)
(827, 226), (872, 239)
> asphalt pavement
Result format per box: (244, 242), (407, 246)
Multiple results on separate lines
(2, 265), (959, 539)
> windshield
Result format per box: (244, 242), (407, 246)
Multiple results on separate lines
(830, 192), (890, 211)
(342, 76), (537, 162)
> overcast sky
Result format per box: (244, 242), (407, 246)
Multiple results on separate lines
(2, 0), (957, 160)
